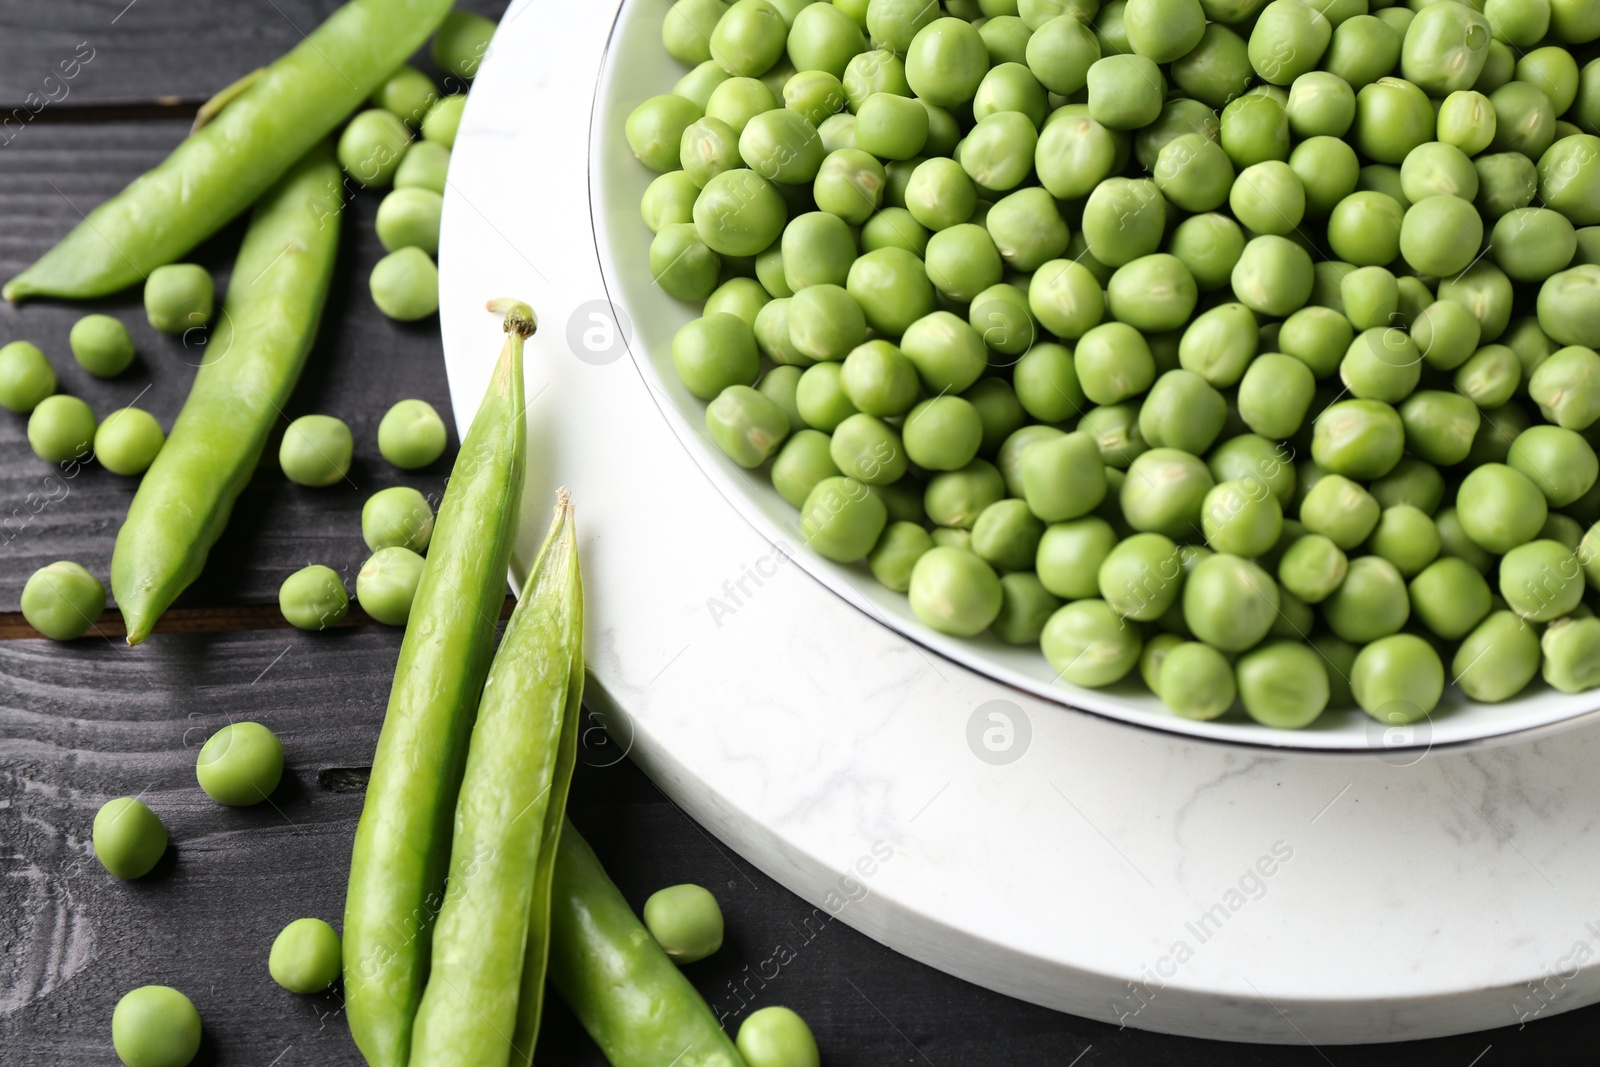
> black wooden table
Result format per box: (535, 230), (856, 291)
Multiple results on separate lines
(1, 3), (1596, 1064)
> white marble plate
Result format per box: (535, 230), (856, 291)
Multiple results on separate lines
(437, 0), (1600, 1042)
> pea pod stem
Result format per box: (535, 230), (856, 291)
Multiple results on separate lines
(191, 68), (266, 133)
(408, 492), (584, 1067)
(3, 0), (453, 302)
(110, 141), (342, 645)
(549, 824), (748, 1067)
(343, 302), (533, 1067)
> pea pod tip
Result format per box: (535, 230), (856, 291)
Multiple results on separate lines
(486, 298), (537, 339)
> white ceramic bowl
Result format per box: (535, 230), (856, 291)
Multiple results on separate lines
(583, 0), (1600, 753)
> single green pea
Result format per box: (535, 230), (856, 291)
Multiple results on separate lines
(1278, 306), (1354, 379)
(1298, 473), (1379, 550)
(643, 883), (725, 964)
(1096, 531), (1182, 621)
(1340, 326), (1421, 404)
(144, 264), (214, 334)
(1352, 633), (1444, 726)
(1437, 506), (1496, 575)
(1156, 642), (1235, 721)
(279, 414), (352, 488)
(1368, 505), (1441, 578)
(1311, 399), (1405, 480)
(1440, 260), (1515, 343)
(1220, 87), (1292, 168)
(93, 796), (167, 879)
(908, 546), (1004, 636)
(1231, 235), (1314, 318)
(1237, 353), (1314, 440)
(1078, 403), (1149, 470)
(1019, 431), (1107, 522)
(1276, 533), (1347, 604)
(900, 311), (988, 394)
(356, 546), (426, 626)
(737, 1006), (821, 1067)
(269, 917), (343, 994)
(627, 94), (704, 172)
(1323, 14), (1401, 91)
(1208, 434), (1296, 508)
(1457, 462), (1549, 554)
(1042, 598), (1144, 687)
(1354, 77), (1436, 165)
(795, 362), (858, 430)
(1339, 266), (1398, 333)
(771, 429), (840, 508)
(278, 564), (351, 631)
(1508, 425), (1599, 506)
(1237, 641), (1329, 729)
(1183, 553), (1279, 652)
(674, 314), (760, 400)
(1152, 133), (1233, 214)
(1035, 108), (1122, 200)
(925, 224), (1004, 303)
(1400, 195), (1485, 279)
(1170, 23), (1252, 108)
(361, 486), (435, 555)
(925, 459), (1006, 530)
(641, 172), (699, 234)
(1032, 517), (1113, 600)
(1437, 89), (1498, 156)
(376, 398), (448, 471)
(68, 314), (134, 377)
(112, 986), (201, 1067)
(1500, 538), (1584, 621)
(1456, 609), (1543, 702)
(1475, 151), (1538, 221)
(1028, 259), (1106, 339)
(1137, 370), (1225, 456)
(369, 247), (439, 321)
(1401, 1), (1492, 96)
(1326, 191), (1404, 267)
(801, 475), (887, 560)
(1322, 554), (1411, 643)
(197, 721), (284, 806)
(21, 561), (105, 640)
(993, 572), (1063, 645)
(1408, 556), (1493, 640)
(1528, 344), (1600, 430)
(705, 278), (772, 328)
(826, 412), (902, 484)
(340, 108), (414, 187)
(372, 64), (440, 127)
(842, 47), (911, 111)
(1485, 0), (1549, 48)
(906, 17), (993, 107)
(869, 521), (933, 592)
(0, 340), (55, 414)
(1082, 177), (1166, 267)
(1201, 479), (1283, 557)
(94, 407), (165, 477)
(1489, 80), (1556, 159)
(1542, 617), (1600, 693)
(1121, 447), (1213, 541)
(432, 10), (496, 80)
(1411, 300), (1482, 372)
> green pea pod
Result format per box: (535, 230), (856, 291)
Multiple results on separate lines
(409, 493), (584, 1067)
(549, 824), (748, 1067)
(110, 142), (342, 645)
(343, 302), (533, 1067)
(2, 0), (453, 302)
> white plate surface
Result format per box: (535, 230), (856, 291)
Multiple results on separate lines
(437, 0), (1600, 1043)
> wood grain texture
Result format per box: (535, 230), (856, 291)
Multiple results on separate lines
(5, 626), (1600, 1065)
(0, 0), (507, 109)
(0, 120), (473, 616)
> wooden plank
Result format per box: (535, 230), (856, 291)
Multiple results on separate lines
(0, 0), (508, 109)
(4, 627), (1600, 1063)
(0, 119), (479, 615)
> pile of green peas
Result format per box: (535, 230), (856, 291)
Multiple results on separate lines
(345, 11), (497, 322)
(632, 0), (1600, 730)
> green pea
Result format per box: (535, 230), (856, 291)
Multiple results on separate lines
(1368, 505), (1441, 578)
(1500, 538), (1584, 621)
(1135, 370), (1223, 456)
(0, 340), (55, 414)
(1298, 473), (1378, 550)
(1073, 323), (1154, 406)
(1322, 555), (1410, 643)
(1486, 0), (1549, 47)
(1124, 0), (1205, 63)
(1456, 609), (1542, 701)
(1352, 633), (1444, 727)
(357, 546), (426, 626)
(1183, 553), (1279, 652)
(1208, 434), (1296, 508)
(1078, 403), (1149, 470)
(1401, 1), (1492, 96)
(1009, 343), (1081, 424)
(1542, 617), (1600, 693)
(904, 16), (989, 107)
(1440, 260), (1515, 342)
(340, 108), (413, 186)
(67, 313), (134, 377)
(664, 0), (730, 64)
(369, 246), (439, 321)
(642, 883), (725, 964)
(1170, 24), (1252, 107)
(1030, 518), (1111, 600)
(1156, 642), (1236, 720)
(1042, 598), (1143, 687)
(372, 64), (438, 128)
(737, 1006), (821, 1067)
(710, 385), (793, 469)
(1094, 532), (1180, 621)
(278, 564), (351, 631)
(925, 224), (1003, 302)
(1408, 556), (1493, 640)
(1400, 195), (1485, 279)
(1237, 353), (1314, 440)
(1312, 399), (1404, 480)
(1019, 431), (1107, 522)
(196, 721), (284, 806)
(705, 77), (777, 133)
(376, 398), (447, 470)
(1231, 235), (1314, 317)
(1457, 462), (1548, 553)
(1277, 306), (1353, 380)
(1323, 15), (1400, 91)
(908, 546), (1004, 636)
(1035, 108), (1122, 200)
(1028, 259), (1105, 338)
(1201, 479), (1283, 557)
(278, 414), (352, 488)
(93, 796), (167, 879)
(1403, 390), (1485, 473)
(787, 2), (865, 78)
(1025, 13), (1102, 96)
(112, 986), (201, 1067)
(1237, 641), (1329, 729)
(1249, 0), (1331, 86)
(1436, 90), (1498, 156)
(900, 311), (988, 394)
(359, 486), (434, 554)
(1120, 447), (1212, 540)
(1276, 533), (1347, 603)
(801, 475), (887, 560)
(771, 429), (840, 507)
(674, 314), (760, 400)
(394, 140), (450, 194)
(1355, 78), (1434, 165)
(432, 10), (496, 79)
(21, 561), (105, 640)
(991, 572), (1061, 645)
(869, 521), (933, 592)
(1489, 80), (1556, 159)
(266, 916), (344, 996)
(1220, 87), (1291, 167)
(1474, 151), (1538, 222)
(710, 0), (788, 76)
(144, 264), (215, 334)
(925, 460), (1005, 529)
(94, 407), (165, 477)
(1528, 344), (1600, 430)
(1508, 425), (1599, 506)
(1082, 177), (1166, 267)
(1411, 300), (1482, 373)
(1085, 53), (1166, 130)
